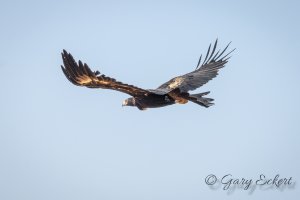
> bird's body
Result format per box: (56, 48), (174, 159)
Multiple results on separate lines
(61, 40), (234, 110)
(126, 94), (175, 110)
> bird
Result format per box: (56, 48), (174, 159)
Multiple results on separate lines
(61, 39), (235, 110)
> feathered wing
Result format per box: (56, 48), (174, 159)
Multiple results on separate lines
(157, 39), (235, 93)
(61, 50), (150, 97)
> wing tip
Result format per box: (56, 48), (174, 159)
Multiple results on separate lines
(62, 49), (68, 55)
(196, 40), (235, 68)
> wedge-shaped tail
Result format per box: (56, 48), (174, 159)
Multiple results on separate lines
(187, 91), (214, 108)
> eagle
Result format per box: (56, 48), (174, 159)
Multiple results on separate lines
(61, 40), (234, 110)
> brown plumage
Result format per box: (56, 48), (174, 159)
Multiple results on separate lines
(61, 39), (235, 110)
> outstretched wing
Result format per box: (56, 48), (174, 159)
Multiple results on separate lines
(157, 39), (235, 93)
(61, 50), (150, 97)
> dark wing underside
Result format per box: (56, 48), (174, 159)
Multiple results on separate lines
(61, 50), (150, 97)
(158, 39), (235, 93)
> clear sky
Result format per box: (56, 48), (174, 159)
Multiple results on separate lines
(0, 0), (299, 199)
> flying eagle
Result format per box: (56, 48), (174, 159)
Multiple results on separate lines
(61, 40), (234, 110)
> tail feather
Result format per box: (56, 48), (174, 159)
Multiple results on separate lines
(188, 91), (214, 108)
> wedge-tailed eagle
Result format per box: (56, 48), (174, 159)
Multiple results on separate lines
(61, 40), (234, 110)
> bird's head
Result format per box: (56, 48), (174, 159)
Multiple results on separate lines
(122, 98), (135, 107)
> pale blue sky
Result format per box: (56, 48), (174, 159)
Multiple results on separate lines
(0, 0), (299, 199)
